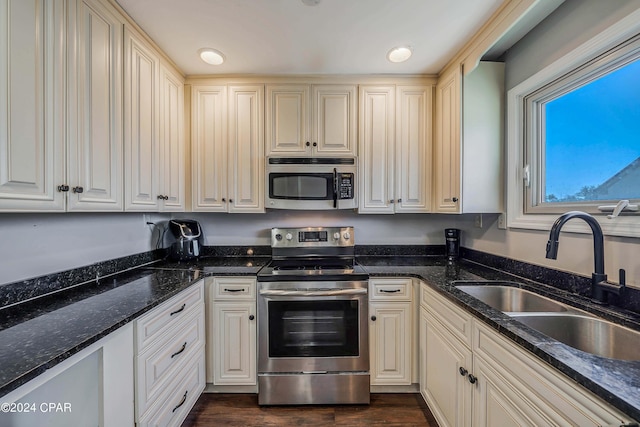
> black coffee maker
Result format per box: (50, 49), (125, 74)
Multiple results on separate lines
(445, 228), (461, 260)
(168, 219), (203, 261)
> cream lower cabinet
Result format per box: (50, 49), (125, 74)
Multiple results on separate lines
(207, 277), (257, 387)
(419, 283), (634, 427)
(135, 281), (205, 427)
(191, 85), (264, 212)
(369, 278), (413, 385)
(359, 85), (432, 213)
(2, 324), (134, 427)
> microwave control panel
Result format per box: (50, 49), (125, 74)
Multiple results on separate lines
(339, 173), (354, 199)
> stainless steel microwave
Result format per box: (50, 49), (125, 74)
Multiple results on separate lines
(266, 157), (357, 210)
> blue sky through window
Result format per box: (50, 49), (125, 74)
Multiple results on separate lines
(544, 58), (640, 201)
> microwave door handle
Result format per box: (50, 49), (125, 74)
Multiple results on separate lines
(333, 168), (338, 208)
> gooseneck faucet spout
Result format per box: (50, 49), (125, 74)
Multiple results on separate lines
(545, 211), (624, 304)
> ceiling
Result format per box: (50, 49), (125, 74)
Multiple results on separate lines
(115, 0), (505, 77)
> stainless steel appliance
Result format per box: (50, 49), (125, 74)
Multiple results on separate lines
(168, 219), (202, 261)
(257, 226), (369, 405)
(265, 157), (357, 210)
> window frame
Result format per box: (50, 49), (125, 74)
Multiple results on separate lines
(507, 9), (640, 237)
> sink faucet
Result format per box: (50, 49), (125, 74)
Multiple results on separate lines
(545, 211), (625, 304)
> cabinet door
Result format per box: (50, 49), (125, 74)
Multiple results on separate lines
(68, 0), (124, 211)
(472, 356), (546, 427)
(191, 85), (227, 211)
(312, 85), (357, 156)
(123, 27), (159, 211)
(369, 302), (411, 385)
(265, 84), (309, 155)
(228, 85), (264, 213)
(212, 302), (257, 385)
(67, 0), (123, 211)
(395, 86), (432, 213)
(158, 64), (185, 211)
(358, 86), (395, 214)
(0, 0), (66, 211)
(434, 66), (461, 213)
(423, 311), (472, 427)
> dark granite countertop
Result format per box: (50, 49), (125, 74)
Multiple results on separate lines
(357, 255), (640, 422)
(0, 255), (267, 398)
(148, 255), (270, 276)
(1, 252), (638, 421)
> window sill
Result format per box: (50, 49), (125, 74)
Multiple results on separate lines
(507, 213), (640, 238)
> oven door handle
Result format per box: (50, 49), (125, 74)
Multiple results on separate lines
(259, 288), (367, 296)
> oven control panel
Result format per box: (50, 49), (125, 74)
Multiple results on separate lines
(271, 227), (354, 248)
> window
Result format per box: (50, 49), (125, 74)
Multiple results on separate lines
(525, 38), (640, 213)
(507, 11), (640, 237)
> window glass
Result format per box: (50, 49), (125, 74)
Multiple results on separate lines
(543, 58), (640, 203)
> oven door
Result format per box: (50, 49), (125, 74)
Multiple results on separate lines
(258, 282), (369, 373)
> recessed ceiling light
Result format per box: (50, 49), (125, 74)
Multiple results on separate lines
(387, 46), (412, 63)
(199, 48), (225, 65)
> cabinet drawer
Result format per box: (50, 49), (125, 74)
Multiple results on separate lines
(212, 277), (256, 300)
(421, 283), (472, 346)
(136, 282), (204, 350)
(136, 308), (205, 416)
(370, 278), (412, 301)
(138, 349), (205, 427)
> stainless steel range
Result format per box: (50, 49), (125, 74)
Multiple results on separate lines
(257, 226), (370, 405)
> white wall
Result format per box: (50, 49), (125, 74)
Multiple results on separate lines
(180, 211), (476, 246)
(0, 213), (164, 285)
(463, 0), (640, 288)
(0, 211), (476, 286)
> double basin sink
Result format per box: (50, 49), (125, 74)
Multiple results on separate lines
(455, 282), (640, 361)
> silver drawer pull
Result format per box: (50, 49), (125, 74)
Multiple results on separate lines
(171, 342), (187, 358)
(380, 289), (401, 293)
(170, 304), (186, 316)
(224, 288), (244, 292)
(172, 391), (188, 413)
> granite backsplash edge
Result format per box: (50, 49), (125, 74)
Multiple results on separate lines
(2, 245), (638, 315)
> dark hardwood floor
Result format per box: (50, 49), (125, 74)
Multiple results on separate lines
(182, 393), (439, 426)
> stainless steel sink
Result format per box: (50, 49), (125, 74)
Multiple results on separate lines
(512, 313), (640, 361)
(456, 285), (570, 313)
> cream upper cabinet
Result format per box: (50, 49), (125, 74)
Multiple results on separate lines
(124, 27), (160, 211)
(358, 86), (395, 213)
(359, 85), (432, 214)
(158, 64), (185, 211)
(124, 26), (185, 212)
(191, 85), (227, 211)
(434, 62), (504, 214)
(67, 0), (124, 211)
(0, 0), (66, 212)
(395, 86), (433, 213)
(191, 84), (264, 213)
(266, 84), (357, 156)
(227, 84), (264, 212)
